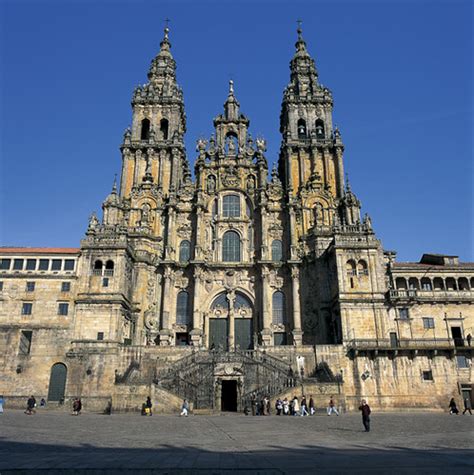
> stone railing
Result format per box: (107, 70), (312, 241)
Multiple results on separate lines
(346, 338), (472, 353)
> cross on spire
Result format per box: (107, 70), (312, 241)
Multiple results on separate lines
(297, 19), (303, 38)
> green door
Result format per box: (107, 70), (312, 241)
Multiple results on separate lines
(235, 319), (253, 350)
(209, 319), (228, 350)
(47, 363), (67, 401)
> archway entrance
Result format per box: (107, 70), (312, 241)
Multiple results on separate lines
(47, 363), (67, 401)
(221, 380), (238, 411)
(209, 292), (254, 350)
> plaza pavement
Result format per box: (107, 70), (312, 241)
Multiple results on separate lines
(0, 409), (472, 474)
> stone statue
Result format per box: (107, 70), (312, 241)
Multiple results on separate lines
(247, 175), (255, 192)
(88, 212), (99, 230)
(207, 175), (216, 193)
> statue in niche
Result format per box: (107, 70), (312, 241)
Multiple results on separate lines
(140, 203), (151, 226)
(207, 175), (216, 193)
(314, 203), (324, 225)
(226, 135), (237, 155)
(247, 175), (255, 192)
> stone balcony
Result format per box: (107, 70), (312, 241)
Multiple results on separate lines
(388, 288), (474, 304)
(346, 338), (473, 358)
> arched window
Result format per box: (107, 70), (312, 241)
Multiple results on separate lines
(105, 260), (114, 276)
(272, 291), (285, 325)
(235, 293), (252, 311)
(446, 277), (457, 291)
(223, 194), (240, 218)
(179, 240), (191, 263)
(433, 277), (444, 290)
(315, 119), (325, 139)
(271, 240), (283, 261)
(160, 118), (169, 140)
(395, 277), (407, 290)
(357, 260), (368, 276)
(176, 291), (190, 325)
(346, 260), (357, 276)
(458, 277), (469, 291)
(93, 260), (103, 270)
(222, 231), (241, 262)
(408, 278), (420, 290)
(297, 119), (307, 138)
(211, 292), (229, 310)
(421, 277), (432, 291)
(141, 118), (150, 140)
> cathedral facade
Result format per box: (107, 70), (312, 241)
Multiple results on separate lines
(0, 27), (472, 412)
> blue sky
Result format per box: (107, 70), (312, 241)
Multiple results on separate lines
(0, 0), (472, 261)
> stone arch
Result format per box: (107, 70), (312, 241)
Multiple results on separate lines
(421, 277), (432, 290)
(458, 277), (469, 291)
(433, 277), (444, 290)
(315, 118), (325, 139)
(297, 118), (307, 138)
(357, 260), (368, 276)
(446, 277), (457, 291)
(140, 118), (150, 140)
(408, 277), (420, 290)
(160, 118), (169, 140)
(346, 260), (357, 276)
(395, 277), (407, 290)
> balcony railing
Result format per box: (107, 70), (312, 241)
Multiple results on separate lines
(389, 289), (473, 301)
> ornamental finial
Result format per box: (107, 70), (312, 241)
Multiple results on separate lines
(297, 19), (303, 40)
(229, 79), (234, 95)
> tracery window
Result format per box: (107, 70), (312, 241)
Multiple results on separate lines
(223, 195), (240, 218)
(222, 231), (241, 262)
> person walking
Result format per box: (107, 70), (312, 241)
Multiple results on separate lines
(292, 396), (300, 416)
(462, 396), (472, 415)
(72, 398), (82, 415)
(300, 396), (309, 416)
(327, 396), (339, 416)
(309, 395), (315, 415)
(25, 395), (36, 415)
(283, 398), (289, 415)
(145, 396), (153, 416)
(180, 399), (189, 416)
(359, 399), (371, 432)
(275, 398), (283, 415)
(449, 397), (459, 415)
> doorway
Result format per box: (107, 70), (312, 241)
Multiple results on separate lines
(47, 363), (67, 401)
(451, 327), (464, 347)
(235, 318), (253, 350)
(221, 380), (238, 412)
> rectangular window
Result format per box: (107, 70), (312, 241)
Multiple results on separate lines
(51, 259), (62, 271)
(26, 282), (35, 292)
(61, 282), (71, 292)
(64, 259), (75, 271)
(398, 308), (409, 319)
(102, 277), (109, 287)
(38, 259), (49, 270)
(422, 370), (433, 381)
(21, 303), (33, 315)
(222, 195), (241, 218)
(456, 355), (469, 369)
(19, 330), (33, 355)
(0, 259), (11, 270)
(423, 317), (435, 329)
(97, 332), (104, 341)
(25, 259), (36, 270)
(13, 259), (24, 270)
(58, 303), (69, 316)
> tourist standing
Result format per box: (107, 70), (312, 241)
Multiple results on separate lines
(275, 398), (283, 415)
(359, 399), (371, 432)
(309, 395), (315, 415)
(300, 396), (309, 416)
(180, 399), (189, 416)
(72, 398), (82, 415)
(25, 395), (36, 415)
(462, 396), (472, 415)
(283, 398), (289, 415)
(449, 398), (459, 415)
(145, 396), (153, 416)
(327, 396), (339, 416)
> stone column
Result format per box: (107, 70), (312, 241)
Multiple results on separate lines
(190, 267), (203, 346)
(194, 208), (204, 260)
(323, 148), (331, 190)
(227, 291), (236, 351)
(260, 208), (268, 260)
(291, 266), (303, 346)
(159, 267), (173, 346)
(260, 266), (272, 346)
(289, 206), (298, 260)
(335, 146), (344, 198)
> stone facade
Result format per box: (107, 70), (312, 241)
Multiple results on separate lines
(0, 27), (472, 412)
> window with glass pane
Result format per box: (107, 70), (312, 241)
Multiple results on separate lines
(58, 303), (69, 316)
(26, 259), (36, 270)
(179, 240), (191, 263)
(423, 317), (435, 329)
(22, 303), (33, 315)
(271, 240), (283, 261)
(13, 259), (24, 270)
(0, 259), (11, 270)
(64, 259), (75, 271)
(19, 330), (33, 355)
(176, 291), (190, 325)
(223, 195), (240, 218)
(51, 259), (62, 271)
(456, 355), (469, 369)
(222, 231), (241, 262)
(26, 282), (35, 292)
(61, 282), (71, 292)
(272, 291), (285, 325)
(38, 259), (49, 270)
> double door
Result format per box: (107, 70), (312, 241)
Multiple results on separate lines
(209, 318), (253, 350)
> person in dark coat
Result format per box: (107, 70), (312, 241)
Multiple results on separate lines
(25, 396), (36, 415)
(309, 395), (315, 415)
(449, 398), (459, 415)
(145, 396), (153, 416)
(358, 399), (371, 432)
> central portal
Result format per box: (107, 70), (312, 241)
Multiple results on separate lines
(221, 380), (238, 412)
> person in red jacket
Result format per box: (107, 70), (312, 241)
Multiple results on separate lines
(359, 399), (371, 432)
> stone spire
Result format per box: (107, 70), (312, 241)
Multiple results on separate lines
(147, 26), (176, 84)
(224, 79), (240, 121)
